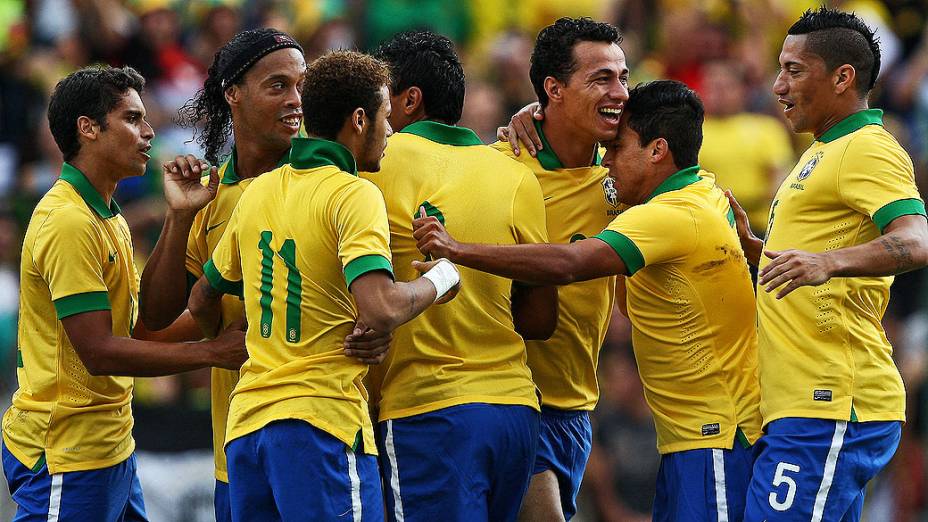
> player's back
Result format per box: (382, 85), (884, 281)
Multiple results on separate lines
(361, 120), (546, 420)
(215, 138), (392, 452)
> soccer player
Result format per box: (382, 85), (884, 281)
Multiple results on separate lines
(415, 80), (763, 522)
(490, 18), (630, 521)
(2, 65), (245, 521)
(726, 8), (928, 522)
(188, 50), (460, 521)
(361, 31), (556, 522)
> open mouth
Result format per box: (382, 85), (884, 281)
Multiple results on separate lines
(139, 145), (152, 161)
(598, 107), (622, 124)
(281, 114), (302, 131)
(779, 99), (795, 113)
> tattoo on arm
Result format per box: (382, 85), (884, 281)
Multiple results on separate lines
(879, 235), (916, 273)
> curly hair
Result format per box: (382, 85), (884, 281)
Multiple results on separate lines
(373, 30), (465, 124)
(530, 17), (622, 108)
(48, 65), (146, 161)
(301, 51), (392, 140)
(788, 7), (880, 95)
(178, 28), (302, 164)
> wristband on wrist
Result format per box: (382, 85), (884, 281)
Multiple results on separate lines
(421, 259), (459, 302)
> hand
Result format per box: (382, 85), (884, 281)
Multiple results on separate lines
(344, 321), (392, 364)
(725, 190), (762, 267)
(412, 206), (459, 260)
(208, 320), (248, 370)
(411, 258), (461, 304)
(162, 154), (219, 213)
(759, 249), (835, 298)
(496, 102), (544, 157)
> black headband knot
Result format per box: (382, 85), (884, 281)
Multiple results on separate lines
(219, 32), (303, 89)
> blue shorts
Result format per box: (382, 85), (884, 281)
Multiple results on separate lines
(532, 407), (592, 520)
(225, 419), (383, 522)
(214, 480), (231, 522)
(377, 403), (540, 522)
(744, 418), (901, 522)
(1, 443), (147, 521)
(654, 437), (758, 522)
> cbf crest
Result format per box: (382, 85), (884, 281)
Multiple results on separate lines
(602, 177), (618, 208)
(797, 152), (822, 181)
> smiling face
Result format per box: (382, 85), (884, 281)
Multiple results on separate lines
(773, 35), (838, 136)
(93, 88), (154, 179)
(231, 47), (306, 153)
(358, 85), (394, 172)
(556, 41), (629, 142)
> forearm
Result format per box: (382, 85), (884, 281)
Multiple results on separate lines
(140, 210), (198, 329)
(743, 236), (763, 267)
(359, 278), (437, 333)
(83, 336), (218, 377)
(188, 278), (224, 338)
(826, 229), (928, 277)
(452, 243), (582, 285)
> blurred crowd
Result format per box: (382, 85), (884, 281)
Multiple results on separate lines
(1, 0), (928, 520)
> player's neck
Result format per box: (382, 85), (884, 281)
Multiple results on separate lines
(540, 116), (598, 169)
(813, 98), (870, 140)
(234, 139), (289, 180)
(69, 155), (119, 206)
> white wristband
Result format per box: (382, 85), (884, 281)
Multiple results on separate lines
(421, 258), (460, 302)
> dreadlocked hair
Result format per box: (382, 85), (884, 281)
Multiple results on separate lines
(178, 28), (300, 165)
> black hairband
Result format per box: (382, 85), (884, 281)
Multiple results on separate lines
(219, 32), (303, 89)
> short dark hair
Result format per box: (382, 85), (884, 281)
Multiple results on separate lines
(178, 28), (302, 164)
(530, 17), (622, 107)
(788, 7), (880, 95)
(373, 31), (465, 125)
(624, 80), (703, 170)
(47, 65), (146, 162)
(301, 51), (392, 140)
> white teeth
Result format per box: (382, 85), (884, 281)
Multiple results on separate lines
(282, 117), (301, 126)
(599, 108), (622, 116)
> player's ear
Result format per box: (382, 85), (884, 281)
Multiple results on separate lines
(224, 85), (240, 107)
(544, 76), (563, 104)
(351, 107), (366, 135)
(403, 86), (423, 116)
(650, 138), (669, 164)
(77, 115), (99, 141)
(833, 64), (856, 95)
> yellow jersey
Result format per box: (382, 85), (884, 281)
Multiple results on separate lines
(491, 120), (616, 411)
(361, 120), (546, 420)
(758, 109), (925, 426)
(700, 113), (794, 232)
(183, 148), (289, 482)
(206, 137), (392, 455)
(593, 167), (762, 453)
(4, 163), (138, 473)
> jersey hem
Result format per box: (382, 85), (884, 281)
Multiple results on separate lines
(226, 415), (377, 456)
(656, 428), (761, 454)
(378, 394), (541, 421)
(762, 409), (906, 428)
(2, 435), (136, 475)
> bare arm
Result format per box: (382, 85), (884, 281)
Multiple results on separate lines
(414, 215), (625, 285)
(348, 265), (448, 334)
(511, 282), (558, 340)
(61, 310), (245, 377)
(188, 275), (226, 338)
(132, 310), (203, 342)
(760, 214), (928, 298)
(725, 190), (763, 267)
(139, 156), (218, 330)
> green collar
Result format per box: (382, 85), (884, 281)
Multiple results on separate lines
(289, 137), (357, 175)
(59, 163), (120, 218)
(221, 146), (292, 185)
(645, 165), (702, 202)
(400, 120), (483, 146)
(533, 120), (602, 170)
(816, 109), (883, 143)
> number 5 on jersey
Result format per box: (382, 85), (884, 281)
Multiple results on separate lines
(769, 461), (800, 511)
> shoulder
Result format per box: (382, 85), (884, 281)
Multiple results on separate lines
(842, 127), (912, 171)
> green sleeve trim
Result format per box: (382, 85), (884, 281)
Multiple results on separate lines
(203, 260), (243, 298)
(344, 254), (393, 287)
(592, 230), (644, 276)
(16, 350), (23, 368)
(872, 198), (926, 233)
(53, 291), (111, 320)
(727, 208), (736, 227)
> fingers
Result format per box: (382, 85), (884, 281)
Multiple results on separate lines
(505, 124), (520, 156)
(164, 155), (210, 179)
(411, 259), (436, 273)
(207, 166), (220, 193)
(510, 116), (537, 157)
(411, 217), (441, 239)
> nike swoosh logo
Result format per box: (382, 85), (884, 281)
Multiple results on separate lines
(206, 221), (226, 234)
(543, 196), (555, 201)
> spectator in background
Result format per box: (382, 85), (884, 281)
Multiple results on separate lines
(699, 59), (794, 236)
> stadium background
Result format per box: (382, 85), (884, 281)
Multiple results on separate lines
(1, 0), (927, 519)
